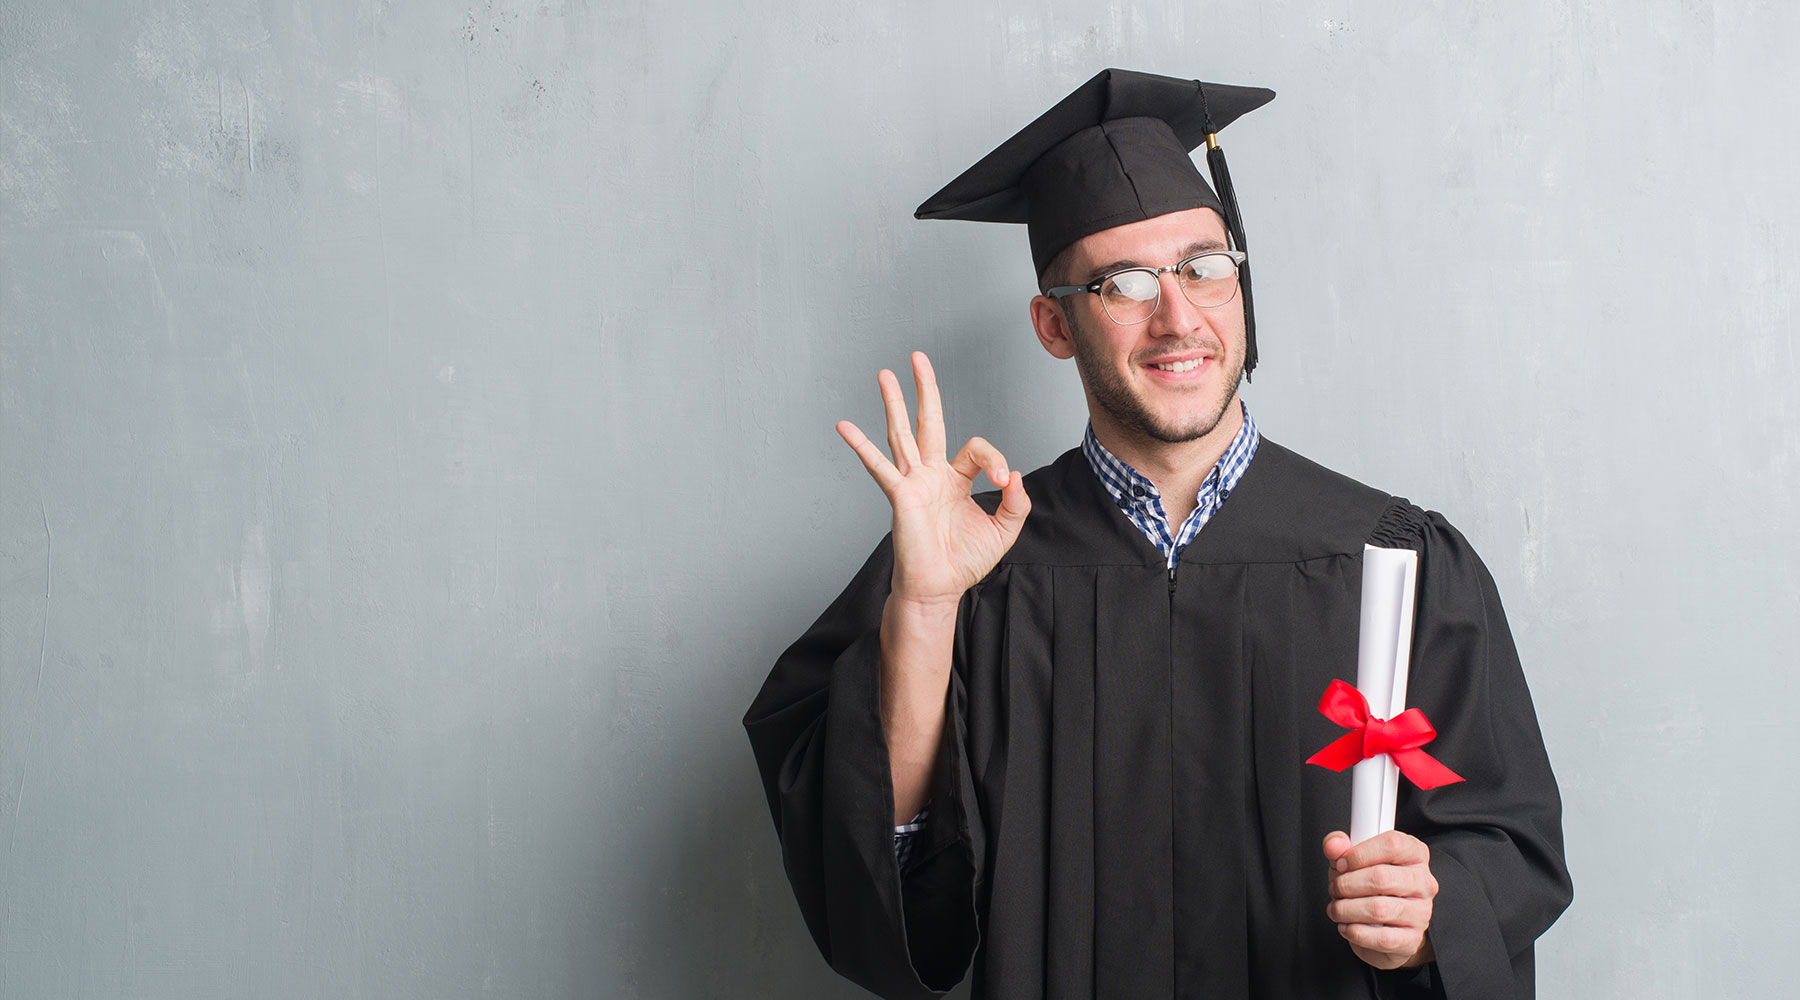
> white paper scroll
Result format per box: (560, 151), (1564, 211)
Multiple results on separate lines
(1348, 545), (1420, 845)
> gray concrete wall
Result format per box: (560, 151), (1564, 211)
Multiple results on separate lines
(2, 1), (1794, 997)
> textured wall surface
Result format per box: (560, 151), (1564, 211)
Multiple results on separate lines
(2, 2), (1796, 997)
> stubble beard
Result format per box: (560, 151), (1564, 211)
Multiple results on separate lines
(1065, 310), (1245, 445)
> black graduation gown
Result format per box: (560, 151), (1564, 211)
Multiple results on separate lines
(744, 440), (1572, 999)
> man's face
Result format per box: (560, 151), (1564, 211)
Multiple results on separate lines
(1034, 207), (1247, 447)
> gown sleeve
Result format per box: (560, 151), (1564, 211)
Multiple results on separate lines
(1370, 503), (1575, 999)
(743, 536), (983, 998)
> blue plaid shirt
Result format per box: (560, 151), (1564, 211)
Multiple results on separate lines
(895, 402), (1262, 870)
(1081, 400), (1260, 570)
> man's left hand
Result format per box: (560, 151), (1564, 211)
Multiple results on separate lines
(1322, 830), (1438, 970)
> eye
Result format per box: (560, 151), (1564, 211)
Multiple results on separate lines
(1101, 270), (1159, 303)
(1179, 255), (1234, 282)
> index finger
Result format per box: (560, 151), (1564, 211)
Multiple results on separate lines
(1331, 861), (1437, 902)
(911, 351), (948, 460)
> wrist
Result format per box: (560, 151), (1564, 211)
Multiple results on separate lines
(884, 592), (962, 628)
(1398, 932), (1435, 969)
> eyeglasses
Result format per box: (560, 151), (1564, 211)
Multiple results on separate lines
(1047, 249), (1248, 325)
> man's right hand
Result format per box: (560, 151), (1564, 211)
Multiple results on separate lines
(836, 351), (1032, 607)
(835, 351), (1030, 824)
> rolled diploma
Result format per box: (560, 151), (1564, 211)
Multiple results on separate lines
(1348, 545), (1421, 845)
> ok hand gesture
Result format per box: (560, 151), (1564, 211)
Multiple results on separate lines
(836, 352), (1031, 609)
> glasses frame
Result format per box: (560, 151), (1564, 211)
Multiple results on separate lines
(1046, 249), (1249, 325)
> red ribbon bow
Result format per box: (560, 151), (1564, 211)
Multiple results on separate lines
(1305, 679), (1465, 790)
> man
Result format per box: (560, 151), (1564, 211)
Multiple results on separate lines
(745, 68), (1571, 999)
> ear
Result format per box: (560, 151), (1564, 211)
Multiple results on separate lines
(1029, 294), (1077, 360)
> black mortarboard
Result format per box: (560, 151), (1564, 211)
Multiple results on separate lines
(916, 68), (1275, 375)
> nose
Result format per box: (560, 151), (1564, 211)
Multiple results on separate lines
(1145, 269), (1206, 338)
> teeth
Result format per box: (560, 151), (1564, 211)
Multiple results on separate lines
(1152, 359), (1203, 372)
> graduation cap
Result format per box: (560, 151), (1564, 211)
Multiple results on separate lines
(916, 68), (1275, 375)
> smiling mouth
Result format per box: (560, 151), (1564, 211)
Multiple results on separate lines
(1149, 358), (1206, 373)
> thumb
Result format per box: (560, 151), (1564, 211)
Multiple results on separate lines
(1322, 831), (1353, 863)
(992, 470), (1031, 540)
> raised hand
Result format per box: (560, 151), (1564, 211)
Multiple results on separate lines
(836, 351), (1032, 609)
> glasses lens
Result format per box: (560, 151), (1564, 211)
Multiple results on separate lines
(1099, 270), (1159, 324)
(1177, 254), (1241, 308)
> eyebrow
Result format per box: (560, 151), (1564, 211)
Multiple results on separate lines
(1080, 240), (1229, 284)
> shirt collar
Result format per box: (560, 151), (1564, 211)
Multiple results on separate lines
(1081, 398), (1260, 510)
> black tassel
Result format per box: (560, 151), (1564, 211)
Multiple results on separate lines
(1206, 141), (1258, 380)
